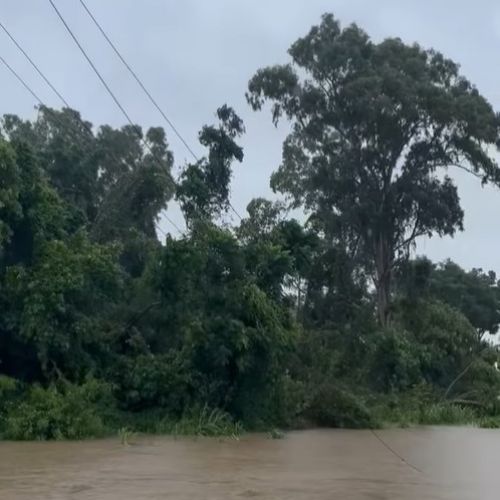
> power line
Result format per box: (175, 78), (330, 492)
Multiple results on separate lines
(76, 0), (242, 223)
(47, 0), (179, 174)
(155, 223), (168, 238)
(0, 21), (126, 225)
(1, 19), (180, 240)
(0, 17), (124, 159)
(0, 53), (178, 238)
(50, 0), (241, 227)
(0, 18), (97, 150)
(370, 429), (423, 474)
(0, 51), (96, 159)
(229, 202), (242, 221)
(0, 20), (70, 108)
(78, 0), (199, 162)
(46, 0), (181, 235)
(47, 0), (138, 129)
(163, 213), (183, 235)
(0, 53), (44, 104)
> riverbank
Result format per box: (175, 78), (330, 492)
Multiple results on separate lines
(2, 374), (500, 441)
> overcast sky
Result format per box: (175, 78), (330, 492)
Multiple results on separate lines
(2, 0), (500, 272)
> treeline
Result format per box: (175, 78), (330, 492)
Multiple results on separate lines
(1, 14), (500, 439)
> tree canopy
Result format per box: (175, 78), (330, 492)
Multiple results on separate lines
(247, 13), (500, 325)
(1, 13), (500, 439)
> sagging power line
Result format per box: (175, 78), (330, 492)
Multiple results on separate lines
(0, 47), (179, 237)
(0, 20), (70, 108)
(76, 0), (243, 222)
(46, 0), (182, 236)
(78, 0), (199, 163)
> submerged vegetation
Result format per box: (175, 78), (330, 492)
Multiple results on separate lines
(1, 13), (500, 440)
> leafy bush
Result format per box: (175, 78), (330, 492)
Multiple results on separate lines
(0, 375), (19, 400)
(369, 327), (423, 391)
(305, 383), (377, 429)
(2, 379), (115, 440)
(0, 376), (21, 435)
(112, 352), (193, 413)
(226, 371), (305, 430)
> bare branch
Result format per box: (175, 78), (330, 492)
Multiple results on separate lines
(394, 213), (422, 252)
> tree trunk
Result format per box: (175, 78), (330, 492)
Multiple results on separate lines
(374, 235), (392, 327)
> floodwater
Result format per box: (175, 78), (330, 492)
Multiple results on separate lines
(1, 428), (499, 499)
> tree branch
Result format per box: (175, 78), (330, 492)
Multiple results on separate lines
(123, 300), (161, 333)
(394, 214), (422, 252)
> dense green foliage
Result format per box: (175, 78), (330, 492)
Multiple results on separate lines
(1, 13), (500, 439)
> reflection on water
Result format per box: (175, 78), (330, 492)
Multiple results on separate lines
(1, 427), (499, 499)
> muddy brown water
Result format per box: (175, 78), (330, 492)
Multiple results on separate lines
(1, 427), (499, 499)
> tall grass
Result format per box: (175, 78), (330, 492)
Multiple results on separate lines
(418, 403), (477, 425)
(123, 405), (243, 439)
(171, 406), (243, 438)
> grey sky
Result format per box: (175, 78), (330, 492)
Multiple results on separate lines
(2, 0), (500, 272)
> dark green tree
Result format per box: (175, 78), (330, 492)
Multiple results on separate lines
(2, 107), (98, 222)
(1, 107), (175, 246)
(176, 105), (244, 226)
(0, 140), (21, 252)
(430, 261), (500, 340)
(396, 258), (500, 340)
(0, 138), (121, 382)
(247, 13), (500, 325)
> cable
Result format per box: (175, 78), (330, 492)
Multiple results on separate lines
(155, 222), (168, 238)
(47, 0), (138, 129)
(0, 19), (98, 151)
(0, 53), (178, 238)
(163, 213), (183, 235)
(0, 17), (130, 165)
(78, 0), (199, 162)
(46, 0), (180, 235)
(77, 0), (242, 223)
(0, 23), (126, 225)
(49, 0), (237, 230)
(0, 49), (97, 159)
(229, 202), (242, 220)
(0, 53), (44, 105)
(0, 20), (70, 108)
(370, 429), (423, 474)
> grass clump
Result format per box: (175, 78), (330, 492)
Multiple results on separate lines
(418, 403), (477, 425)
(371, 385), (486, 428)
(120, 405), (243, 439)
(268, 428), (285, 439)
(118, 427), (138, 445)
(172, 406), (243, 438)
(478, 417), (500, 429)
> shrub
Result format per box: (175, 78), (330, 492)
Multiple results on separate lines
(0, 376), (22, 436)
(369, 327), (423, 391)
(0, 375), (19, 399)
(305, 383), (377, 429)
(2, 379), (115, 440)
(112, 352), (193, 413)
